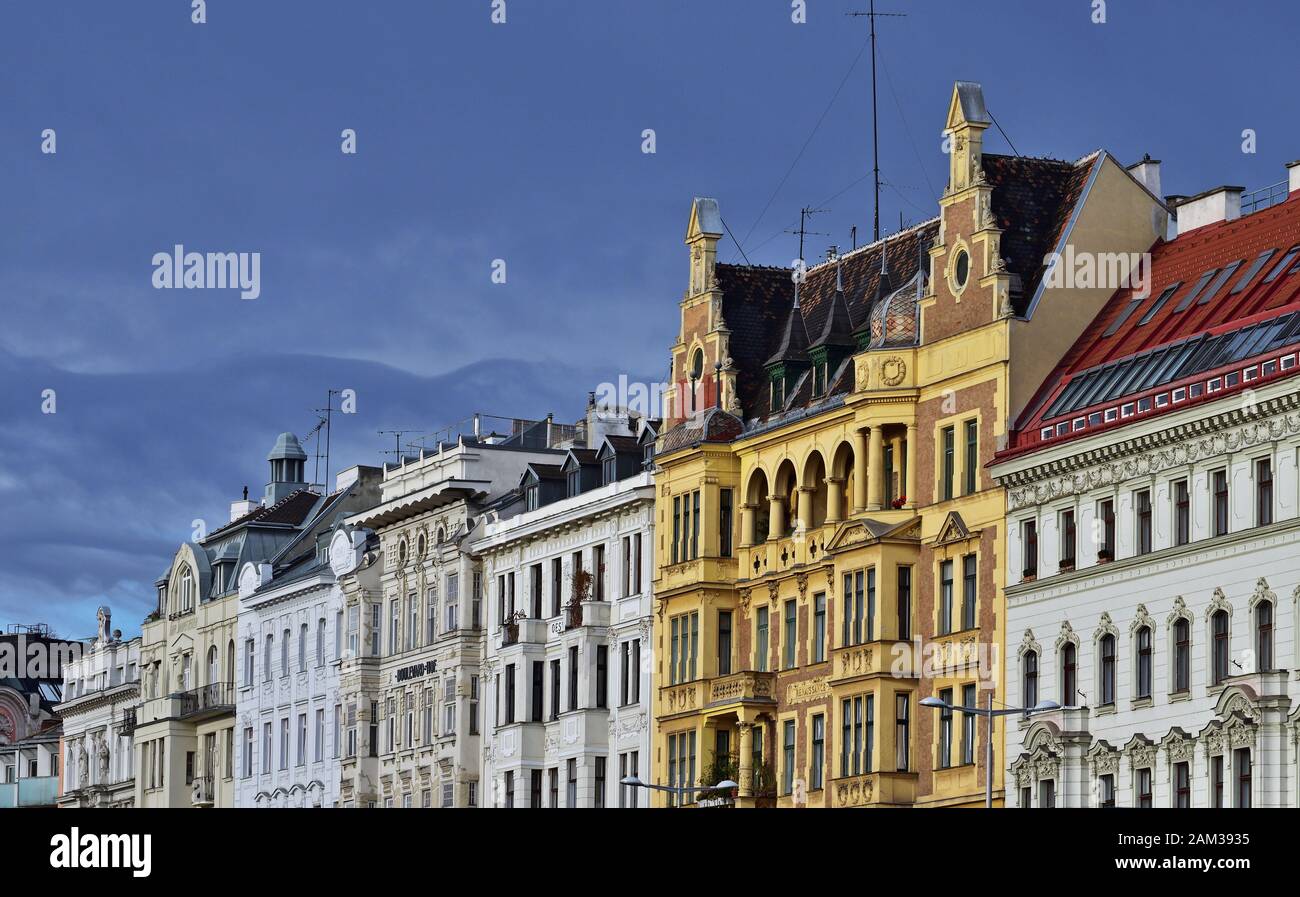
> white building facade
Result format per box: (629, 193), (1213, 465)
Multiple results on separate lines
(995, 170), (1300, 808)
(56, 607), (141, 808)
(474, 415), (655, 808)
(336, 415), (571, 809)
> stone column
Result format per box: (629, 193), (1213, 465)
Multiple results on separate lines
(853, 429), (869, 513)
(905, 424), (918, 509)
(867, 427), (884, 510)
(890, 433), (904, 506)
(741, 504), (757, 547)
(737, 721), (755, 798)
(796, 486), (814, 533)
(767, 495), (786, 541)
(825, 477), (845, 523)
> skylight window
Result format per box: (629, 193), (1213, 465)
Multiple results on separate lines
(1262, 246), (1299, 283)
(1137, 282), (1183, 325)
(1196, 260), (1242, 306)
(1172, 269), (1216, 313)
(1102, 295), (1145, 337)
(1229, 249), (1276, 295)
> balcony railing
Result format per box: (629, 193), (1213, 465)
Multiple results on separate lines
(707, 671), (776, 705)
(178, 683), (235, 719)
(191, 775), (215, 806)
(0, 776), (59, 808)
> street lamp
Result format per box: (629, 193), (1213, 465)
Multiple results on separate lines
(919, 694), (1060, 808)
(620, 775), (740, 807)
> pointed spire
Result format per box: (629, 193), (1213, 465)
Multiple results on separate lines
(765, 288), (811, 367)
(812, 248), (855, 352)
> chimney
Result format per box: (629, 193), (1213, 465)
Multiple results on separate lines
(1127, 154), (1162, 198)
(229, 498), (258, 522)
(1287, 160), (1300, 195)
(1174, 186), (1243, 236)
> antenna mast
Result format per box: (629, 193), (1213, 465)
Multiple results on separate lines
(787, 206), (831, 262)
(847, 2), (906, 243)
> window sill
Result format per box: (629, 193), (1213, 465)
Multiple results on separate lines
(1094, 703), (1116, 716)
(1130, 696), (1153, 711)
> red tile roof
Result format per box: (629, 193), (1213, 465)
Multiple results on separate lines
(1004, 190), (1300, 459)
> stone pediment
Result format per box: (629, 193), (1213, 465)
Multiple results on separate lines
(930, 510), (979, 547)
(824, 516), (921, 553)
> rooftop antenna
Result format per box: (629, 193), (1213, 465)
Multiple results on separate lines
(786, 206), (830, 262)
(377, 429), (419, 464)
(847, 1), (907, 243)
(308, 389), (345, 490)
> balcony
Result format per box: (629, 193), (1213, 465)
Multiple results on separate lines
(499, 618), (548, 648)
(178, 683), (235, 721)
(707, 671), (776, 707)
(830, 770), (918, 808)
(830, 640), (916, 684)
(0, 776), (59, 808)
(191, 776), (214, 807)
(561, 600), (611, 632)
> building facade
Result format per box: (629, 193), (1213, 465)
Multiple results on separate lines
(996, 161), (1300, 808)
(234, 464), (382, 808)
(475, 407), (656, 808)
(650, 82), (1166, 808)
(336, 415), (571, 809)
(56, 607), (141, 808)
(0, 625), (66, 809)
(134, 432), (330, 808)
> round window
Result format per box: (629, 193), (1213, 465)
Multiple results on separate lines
(691, 349), (705, 381)
(417, 533), (426, 557)
(954, 250), (970, 289)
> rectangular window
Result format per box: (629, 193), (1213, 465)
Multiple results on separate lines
(964, 419), (978, 494)
(1213, 470), (1229, 537)
(1137, 767), (1152, 808)
(530, 564), (543, 619)
(243, 727), (253, 777)
(594, 756), (606, 809)
(938, 561), (953, 636)
(1136, 490), (1152, 554)
(1212, 755), (1224, 808)
(504, 771), (514, 809)
(719, 488), (733, 557)
(549, 659), (560, 720)
(633, 533), (642, 594)
(783, 600), (797, 669)
(671, 496), (680, 565)
(941, 426), (955, 501)
(1174, 479), (1190, 546)
(472, 572), (482, 629)
(1060, 509), (1076, 567)
(782, 720), (796, 795)
(1256, 458), (1273, 526)
(865, 695), (874, 772)
(1174, 761), (1191, 808)
(568, 646), (579, 711)
(896, 566), (912, 640)
(1022, 520), (1038, 577)
(314, 708), (324, 763)
(596, 644), (608, 709)
(297, 713), (307, 767)
(1099, 773), (1115, 808)
(551, 557), (562, 616)
(895, 694), (910, 772)
(279, 718), (289, 770)
(445, 574), (458, 633)
(691, 491), (700, 560)
(1099, 499), (1115, 557)
(530, 769), (543, 809)
(812, 594), (826, 663)
(621, 536), (631, 597)
(594, 544), (606, 601)
(937, 688), (953, 769)
(810, 714), (825, 791)
(504, 664), (516, 724)
(1236, 749), (1252, 808)
(717, 612), (732, 676)
(961, 683), (977, 766)
(567, 758), (577, 808)
(755, 607), (769, 672)
(531, 661), (544, 722)
(961, 554), (976, 631)
(1040, 779), (1056, 809)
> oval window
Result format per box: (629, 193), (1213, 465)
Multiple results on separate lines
(691, 349), (705, 380)
(954, 250), (970, 289)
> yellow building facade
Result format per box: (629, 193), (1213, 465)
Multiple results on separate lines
(650, 82), (1167, 807)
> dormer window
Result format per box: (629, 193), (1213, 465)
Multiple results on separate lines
(602, 456), (617, 486)
(179, 567), (194, 613)
(526, 483), (540, 512)
(813, 362), (826, 397)
(771, 376), (785, 410)
(642, 442), (654, 468)
(567, 468), (581, 498)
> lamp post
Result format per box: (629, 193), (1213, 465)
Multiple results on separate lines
(919, 694), (1060, 808)
(620, 775), (740, 808)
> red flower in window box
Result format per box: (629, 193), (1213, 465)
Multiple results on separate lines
(890, 495), (907, 509)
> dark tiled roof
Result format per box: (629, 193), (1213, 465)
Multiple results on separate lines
(984, 153), (1099, 314)
(525, 463), (565, 482)
(764, 299), (811, 366)
(659, 408), (745, 454)
(203, 488), (321, 542)
(718, 220), (938, 421)
(600, 435), (641, 454)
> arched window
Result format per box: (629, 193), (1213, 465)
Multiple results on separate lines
(1023, 650), (1039, 708)
(1135, 626), (1152, 699)
(264, 634), (274, 683)
(207, 646), (219, 687)
(1173, 618), (1191, 693)
(226, 639), (235, 686)
(1099, 635), (1115, 705)
(1061, 643), (1077, 706)
(1256, 601), (1274, 671)
(317, 619), (326, 668)
(1212, 610), (1230, 684)
(282, 629), (291, 678)
(179, 567), (194, 613)
(299, 623), (308, 673)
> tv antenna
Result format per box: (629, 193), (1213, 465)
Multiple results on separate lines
(304, 389), (345, 490)
(847, 1), (907, 243)
(377, 429), (419, 463)
(786, 206), (831, 262)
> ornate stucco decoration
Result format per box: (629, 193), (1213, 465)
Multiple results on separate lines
(1129, 604), (1154, 636)
(1093, 612), (1119, 644)
(1087, 741), (1119, 776)
(1055, 620), (1079, 653)
(1204, 587), (1232, 621)
(1161, 728), (1195, 764)
(1166, 596), (1193, 630)
(1018, 628), (1042, 659)
(878, 356), (907, 387)
(1247, 577), (1276, 611)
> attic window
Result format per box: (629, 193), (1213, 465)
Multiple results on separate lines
(567, 469), (581, 498)
(1195, 260), (1242, 307)
(602, 456), (617, 486)
(1229, 249), (1276, 295)
(1263, 246), (1300, 283)
(954, 250), (970, 289)
(526, 484), (540, 512)
(813, 362), (826, 397)
(771, 376), (785, 410)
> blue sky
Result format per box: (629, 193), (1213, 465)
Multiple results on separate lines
(2, 0), (1297, 639)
